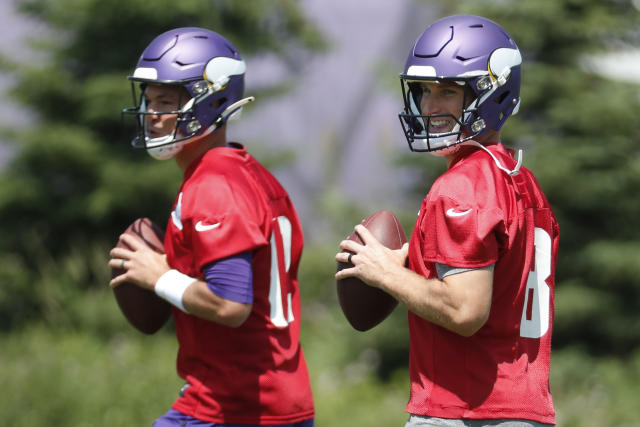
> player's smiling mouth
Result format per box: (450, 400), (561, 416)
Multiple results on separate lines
(429, 119), (451, 133)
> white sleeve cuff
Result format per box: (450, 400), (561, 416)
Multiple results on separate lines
(154, 269), (197, 313)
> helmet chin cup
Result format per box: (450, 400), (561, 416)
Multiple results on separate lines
(147, 143), (183, 160)
(145, 135), (184, 160)
(405, 110), (468, 153)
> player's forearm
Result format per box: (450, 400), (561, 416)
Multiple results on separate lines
(183, 281), (252, 327)
(381, 267), (488, 337)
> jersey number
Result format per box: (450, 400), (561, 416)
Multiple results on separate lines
(268, 216), (294, 327)
(520, 227), (552, 338)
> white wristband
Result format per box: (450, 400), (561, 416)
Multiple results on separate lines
(154, 269), (197, 313)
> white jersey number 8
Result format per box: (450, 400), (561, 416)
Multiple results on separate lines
(520, 227), (552, 338)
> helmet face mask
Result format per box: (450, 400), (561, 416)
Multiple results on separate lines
(122, 27), (253, 159)
(126, 82), (202, 159)
(399, 78), (482, 153)
(398, 15), (522, 154)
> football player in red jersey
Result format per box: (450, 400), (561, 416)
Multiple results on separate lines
(336, 15), (559, 426)
(109, 28), (314, 427)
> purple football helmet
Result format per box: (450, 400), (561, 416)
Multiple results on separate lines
(398, 15), (522, 154)
(123, 27), (253, 159)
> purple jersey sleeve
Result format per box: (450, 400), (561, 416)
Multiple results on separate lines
(202, 251), (253, 304)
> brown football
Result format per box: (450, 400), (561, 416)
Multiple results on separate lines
(336, 210), (407, 331)
(112, 218), (171, 334)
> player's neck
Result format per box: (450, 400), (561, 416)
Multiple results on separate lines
(175, 127), (227, 172)
(445, 130), (502, 168)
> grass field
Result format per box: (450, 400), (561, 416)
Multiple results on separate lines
(2, 316), (640, 426)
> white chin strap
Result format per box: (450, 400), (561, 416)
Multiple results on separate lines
(468, 140), (523, 176)
(220, 96), (255, 122)
(414, 131), (523, 175)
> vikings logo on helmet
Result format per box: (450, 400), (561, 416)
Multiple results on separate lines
(398, 15), (522, 155)
(123, 27), (254, 160)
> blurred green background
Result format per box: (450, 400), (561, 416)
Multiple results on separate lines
(1, 0), (639, 426)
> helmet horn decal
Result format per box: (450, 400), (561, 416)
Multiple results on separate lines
(204, 57), (247, 92)
(488, 48), (522, 86)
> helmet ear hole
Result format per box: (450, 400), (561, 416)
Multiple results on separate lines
(494, 91), (510, 105)
(494, 90), (511, 129)
(211, 98), (227, 109)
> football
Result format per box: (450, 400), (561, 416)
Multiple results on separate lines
(112, 217), (172, 334)
(336, 210), (407, 331)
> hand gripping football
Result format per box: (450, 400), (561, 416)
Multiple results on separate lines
(336, 210), (407, 331)
(112, 218), (171, 334)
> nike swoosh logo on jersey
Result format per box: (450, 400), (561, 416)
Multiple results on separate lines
(195, 221), (222, 232)
(446, 208), (472, 217)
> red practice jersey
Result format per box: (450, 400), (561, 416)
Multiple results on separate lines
(164, 144), (314, 424)
(406, 143), (559, 424)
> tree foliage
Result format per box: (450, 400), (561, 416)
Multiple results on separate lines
(1, 0), (640, 424)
